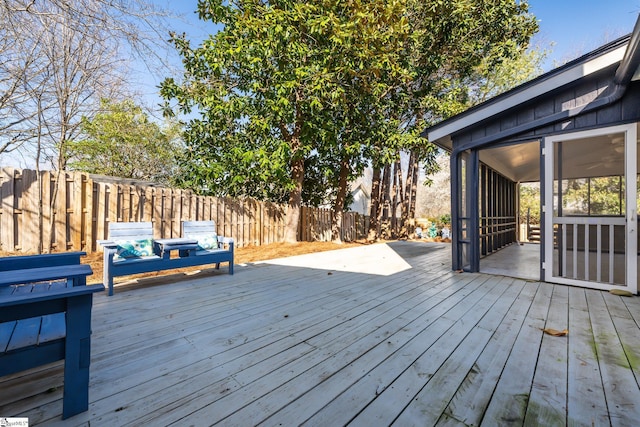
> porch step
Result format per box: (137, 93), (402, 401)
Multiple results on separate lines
(528, 226), (541, 242)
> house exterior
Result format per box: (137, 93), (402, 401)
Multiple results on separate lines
(425, 15), (640, 294)
(349, 181), (371, 215)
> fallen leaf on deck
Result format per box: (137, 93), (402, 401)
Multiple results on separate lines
(542, 328), (568, 336)
(609, 289), (634, 297)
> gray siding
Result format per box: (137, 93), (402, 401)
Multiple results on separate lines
(453, 65), (640, 148)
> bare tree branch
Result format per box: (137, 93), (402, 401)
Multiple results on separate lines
(0, 0), (181, 167)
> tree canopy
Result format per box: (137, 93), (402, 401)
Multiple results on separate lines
(162, 0), (539, 242)
(67, 99), (183, 185)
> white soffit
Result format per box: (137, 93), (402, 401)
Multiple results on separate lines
(428, 44), (628, 143)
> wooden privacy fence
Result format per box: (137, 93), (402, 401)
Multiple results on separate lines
(0, 168), (369, 254)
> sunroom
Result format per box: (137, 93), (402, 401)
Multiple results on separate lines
(426, 16), (640, 294)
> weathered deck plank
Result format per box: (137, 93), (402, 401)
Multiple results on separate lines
(89, 276), (430, 423)
(436, 279), (538, 427)
(391, 276), (521, 426)
(258, 274), (488, 426)
(479, 280), (553, 425)
(585, 290), (640, 426)
(348, 275), (505, 426)
(567, 287), (609, 427)
(525, 284), (569, 425)
(297, 274), (482, 426)
(2, 241), (640, 426)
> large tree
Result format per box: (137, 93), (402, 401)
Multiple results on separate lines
(163, 0), (537, 243)
(67, 99), (183, 185)
(162, 0), (412, 242)
(0, 0), (176, 169)
(366, 0), (538, 239)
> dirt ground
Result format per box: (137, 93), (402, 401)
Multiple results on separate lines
(1, 241), (363, 284)
(2, 238), (449, 285)
(88, 240), (367, 283)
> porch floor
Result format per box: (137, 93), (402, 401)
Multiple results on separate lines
(480, 242), (540, 281)
(3, 241), (640, 426)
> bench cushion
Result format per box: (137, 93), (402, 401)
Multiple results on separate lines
(114, 238), (154, 260)
(193, 233), (219, 250)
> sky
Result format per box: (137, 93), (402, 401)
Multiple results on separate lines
(528, 0), (640, 70)
(143, 1), (640, 108)
(4, 1), (639, 168)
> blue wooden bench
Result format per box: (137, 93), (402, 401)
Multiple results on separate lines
(99, 221), (234, 296)
(0, 252), (104, 419)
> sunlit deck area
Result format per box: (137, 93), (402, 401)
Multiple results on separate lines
(3, 241), (640, 426)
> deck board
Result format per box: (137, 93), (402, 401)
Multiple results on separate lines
(436, 278), (538, 426)
(567, 287), (609, 426)
(2, 241), (640, 426)
(585, 290), (640, 427)
(260, 274), (491, 426)
(349, 275), (503, 426)
(391, 277), (520, 426)
(480, 281), (553, 426)
(525, 284), (569, 425)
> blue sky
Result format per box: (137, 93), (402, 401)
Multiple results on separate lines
(528, 0), (640, 69)
(143, 1), (640, 107)
(161, 1), (640, 65)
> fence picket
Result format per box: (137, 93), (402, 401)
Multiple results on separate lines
(2, 168), (16, 252)
(42, 171), (53, 252)
(53, 172), (66, 250)
(70, 173), (83, 250)
(85, 175), (94, 251)
(0, 168), (370, 253)
(21, 169), (37, 252)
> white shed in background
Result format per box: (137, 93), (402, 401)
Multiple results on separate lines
(349, 182), (371, 215)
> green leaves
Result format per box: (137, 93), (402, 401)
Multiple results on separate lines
(162, 0), (539, 214)
(163, 0), (411, 202)
(68, 99), (183, 185)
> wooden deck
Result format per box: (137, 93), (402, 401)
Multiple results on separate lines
(3, 241), (640, 426)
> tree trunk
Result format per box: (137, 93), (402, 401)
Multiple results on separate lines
(392, 158), (404, 237)
(367, 167), (382, 241)
(380, 163), (392, 238)
(400, 150), (417, 237)
(331, 157), (350, 243)
(284, 156), (305, 243)
(408, 151), (420, 219)
(283, 95), (305, 244)
(390, 160), (398, 237)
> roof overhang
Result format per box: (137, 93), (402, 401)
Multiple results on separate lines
(428, 44), (628, 148)
(425, 14), (640, 151)
(475, 128), (639, 183)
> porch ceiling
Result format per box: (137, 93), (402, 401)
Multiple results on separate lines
(479, 141), (540, 182)
(479, 126), (640, 183)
